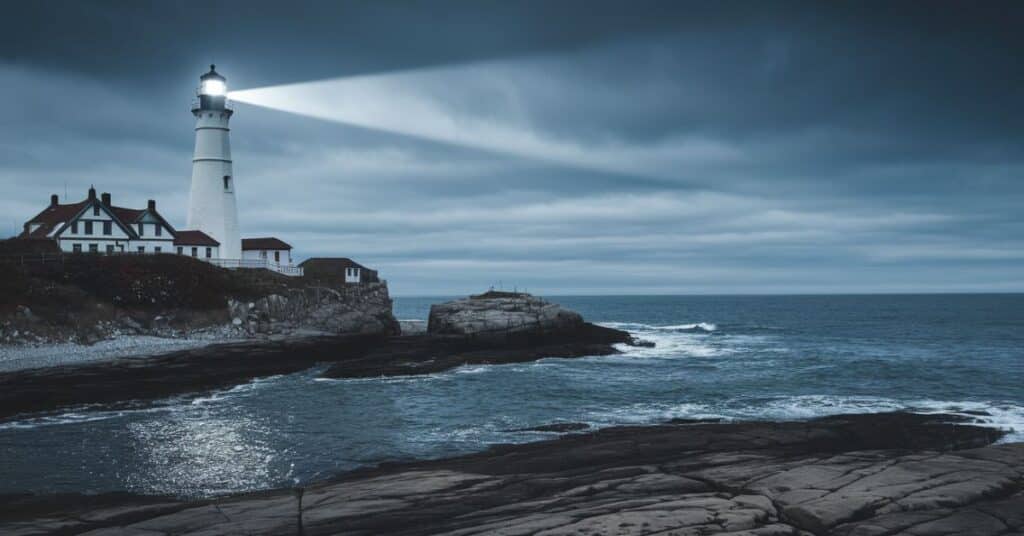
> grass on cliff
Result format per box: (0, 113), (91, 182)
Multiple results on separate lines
(0, 254), (300, 312)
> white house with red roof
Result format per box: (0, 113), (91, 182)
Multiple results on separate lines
(19, 187), (219, 258)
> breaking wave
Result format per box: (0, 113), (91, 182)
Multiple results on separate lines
(601, 321), (717, 333)
(584, 395), (1024, 443)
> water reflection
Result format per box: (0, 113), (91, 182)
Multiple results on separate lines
(124, 404), (283, 496)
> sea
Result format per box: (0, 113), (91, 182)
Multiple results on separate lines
(0, 294), (1021, 498)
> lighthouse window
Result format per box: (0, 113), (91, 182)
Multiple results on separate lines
(223, 176), (232, 191)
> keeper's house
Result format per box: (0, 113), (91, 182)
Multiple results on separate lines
(19, 187), (218, 258)
(299, 257), (380, 284)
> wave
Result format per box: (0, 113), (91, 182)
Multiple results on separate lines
(583, 395), (1024, 443)
(0, 374), (285, 431)
(600, 321), (717, 333)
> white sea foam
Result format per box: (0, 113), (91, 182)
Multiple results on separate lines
(0, 374), (282, 431)
(600, 321), (716, 332)
(584, 395), (1024, 443)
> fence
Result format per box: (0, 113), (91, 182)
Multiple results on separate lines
(0, 251), (304, 276)
(202, 258), (304, 276)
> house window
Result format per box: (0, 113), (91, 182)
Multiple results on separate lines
(274, 251), (280, 262)
(106, 245), (114, 254)
(85, 221), (93, 235)
(71, 222), (78, 234)
(205, 247), (212, 258)
(177, 246), (183, 255)
(191, 247), (198, 257)
(103, 221), (112, 235)
(138, 223), (144, 236)
(89, 244), (98, 253)
(137, 246), (145, 254)
(73, 244), (82, 253)
(155, 224), (162, 237)
(93, 205), (100, 216)
(223, 176), (232, 191)
(154, 246), (162, 254)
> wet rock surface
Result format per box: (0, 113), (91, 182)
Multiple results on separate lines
(0, 413), (1020, 535)
(320, 322), (632, 379)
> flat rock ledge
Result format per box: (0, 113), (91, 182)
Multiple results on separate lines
(2, 413), (1021, 535)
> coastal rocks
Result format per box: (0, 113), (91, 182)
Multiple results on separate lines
(2, 413), (1020, 535)
(226, 282), (399, 337)
(320, 321), (634, 379)
(428, 291), (584, 339)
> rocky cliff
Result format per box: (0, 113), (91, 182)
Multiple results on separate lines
(0, 256), (399, 346)
(227, 282), (399, 337)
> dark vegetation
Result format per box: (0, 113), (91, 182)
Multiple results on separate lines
(1, 254), (295, 311)
(0, 244), (318, 342)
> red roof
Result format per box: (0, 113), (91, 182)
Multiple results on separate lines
(19, 200), (89, 238)
(174, 230), (220, 247)
(110, 206), (144, 223)
(20, 191), (174, 240)
(242, 237), (292, 250)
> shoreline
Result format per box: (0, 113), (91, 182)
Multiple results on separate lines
(1, 412), (1020, 535)
(0, 323), (632, 421)
(0, 333), (250, 373)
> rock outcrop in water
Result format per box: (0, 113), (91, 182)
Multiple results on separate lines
(428, 291), (584, 339)
(2, 413), (1020, 535)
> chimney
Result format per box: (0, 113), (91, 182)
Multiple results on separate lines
(101, 192), (111, 206)
(88, 186), (96, 200)
(50, 194), (59, 207)
(147, 199), (156, 211)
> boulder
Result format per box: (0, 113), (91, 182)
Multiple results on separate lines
(428, 291), (584, 339)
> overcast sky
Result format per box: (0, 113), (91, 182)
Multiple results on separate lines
(2, 1), (1021, 295)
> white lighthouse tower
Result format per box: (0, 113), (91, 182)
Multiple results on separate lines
(187, 65), (241, 260)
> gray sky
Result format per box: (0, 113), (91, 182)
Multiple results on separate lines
(2, 1), (1022, 295)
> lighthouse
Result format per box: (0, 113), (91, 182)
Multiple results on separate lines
(187, 65), (241, 260)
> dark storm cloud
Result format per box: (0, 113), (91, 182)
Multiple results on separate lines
(1, 1), (1022, 294)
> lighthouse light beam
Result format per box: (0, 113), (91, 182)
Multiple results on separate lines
(227, 62), (726, 184)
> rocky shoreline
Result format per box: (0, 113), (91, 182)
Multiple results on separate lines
(1, 412), (1020, 535)
(0, 321), (633, 421)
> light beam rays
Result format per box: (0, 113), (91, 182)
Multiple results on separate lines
(228, 58), (740, 183)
